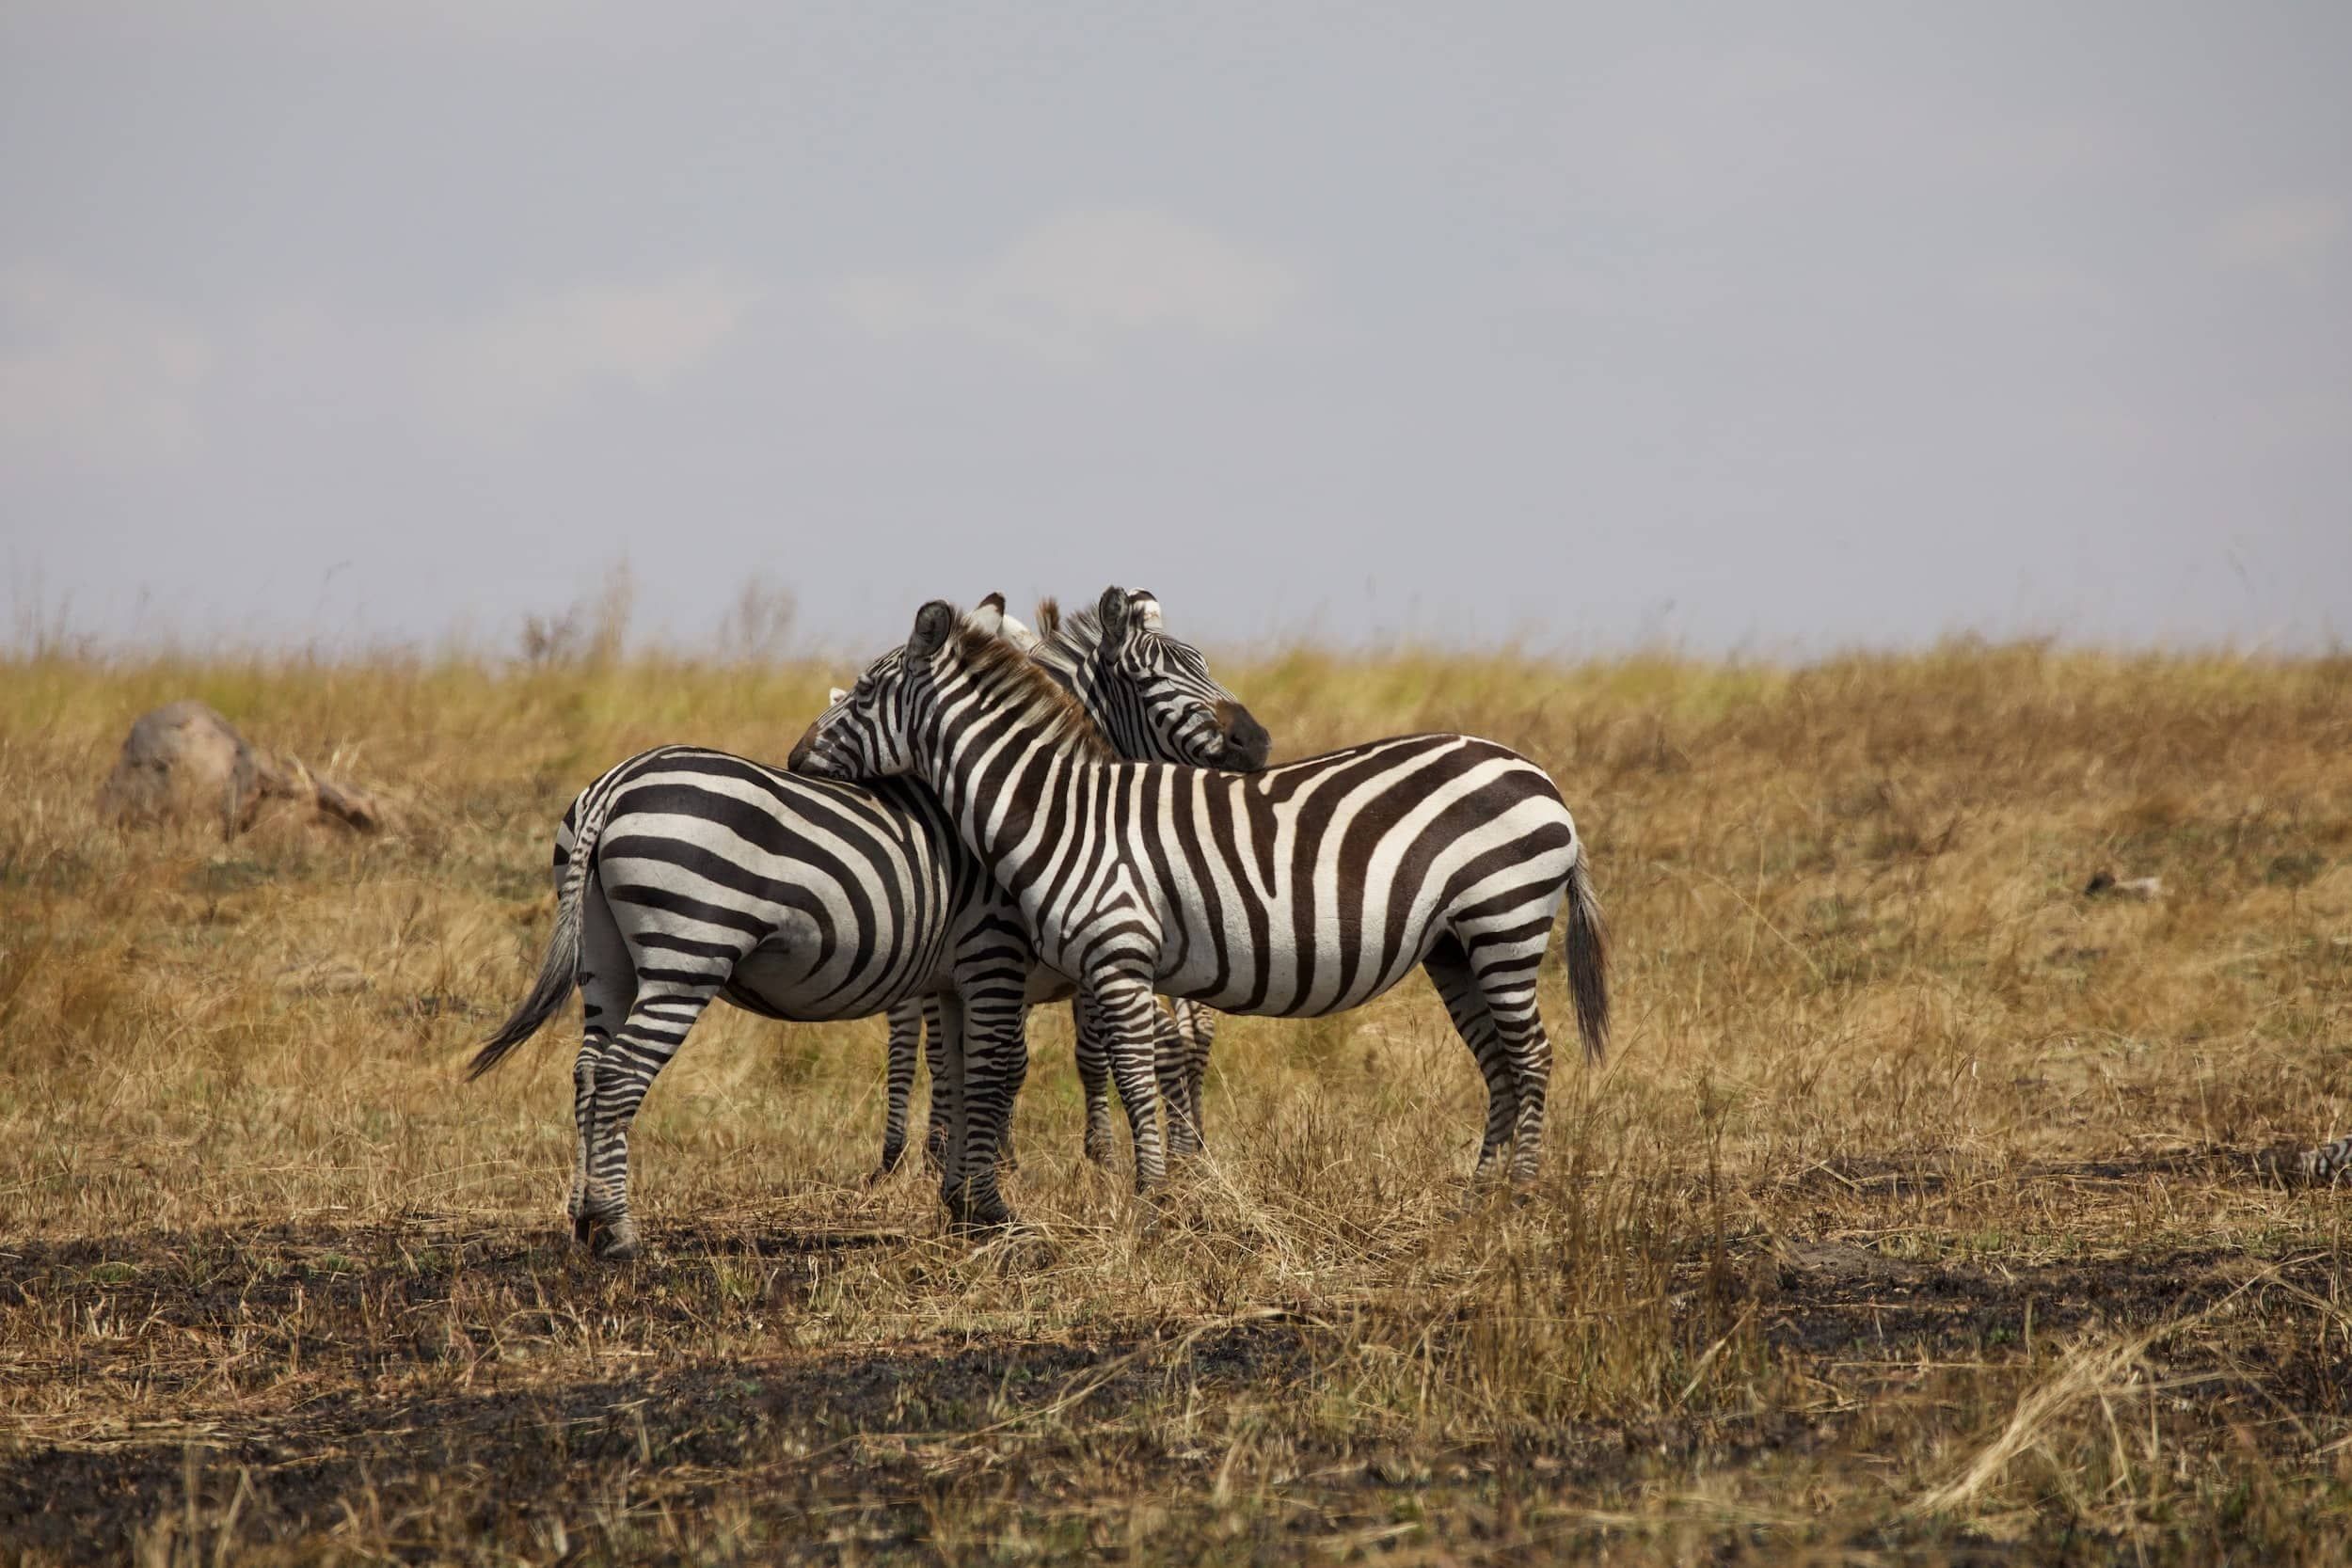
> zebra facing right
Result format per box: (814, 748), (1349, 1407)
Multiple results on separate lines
(790, 592), (1613, 1198)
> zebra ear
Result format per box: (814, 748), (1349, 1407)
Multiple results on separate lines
(965, 594), (1006, 640)
(1127, 590), (1165, 632)
(827, 686), (849, 706)
(1096, 585), (1131, 655)
(908, 600), (957, 661)
(998, 610), (1041, 653)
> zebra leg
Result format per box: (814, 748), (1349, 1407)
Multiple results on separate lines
(942, 992), (1029, 1230)
(921, 994), (950, 1173)
(878, 997), (923, 1176)
(1423, 946), (1518, 1181)
(921, 993), (1017, 1170)
(1156, 1004), (1202, 1159)
(2304, 1136), (2352, 1184)
(993, 991), (1020, 1173)
(1072, 993), (1120, 1167)
(576, 982), (720, 1260)
(1171, 998), (1216, 1155)
(569, 887), (636, 1242)
(1088, 975), (1169, 1194)
(569, 1027), (613, 1238)
(928, 993), (967, 1207)
(1462, 935), (1556, 1187)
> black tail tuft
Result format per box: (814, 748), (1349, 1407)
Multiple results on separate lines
(469, 829), (591, 1078)
(469, 895), (580, 1077)
(1565, 847), (1611, 1066)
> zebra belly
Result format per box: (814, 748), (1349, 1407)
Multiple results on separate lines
(1153, 908), (1446, 1017)
(569, 745), (1021, 1023)
(720, 911), (953, 1022)
(1145, 782), (1580, 1017)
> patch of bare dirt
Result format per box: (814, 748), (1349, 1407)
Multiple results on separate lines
(2, 1216), (2344, 1564)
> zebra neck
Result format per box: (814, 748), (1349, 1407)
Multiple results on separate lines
(1052, 663), (1121, 746)
(920, 722), (1109, 891)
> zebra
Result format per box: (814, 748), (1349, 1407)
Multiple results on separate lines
(471, 595), (1267, 1251)
(1028, 596), (1240, 1163)
(877, 593), (1257, 1173)
(788, 591), (1613, 1199)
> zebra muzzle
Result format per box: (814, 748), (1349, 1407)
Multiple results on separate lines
(1217, 703), (1272, 771)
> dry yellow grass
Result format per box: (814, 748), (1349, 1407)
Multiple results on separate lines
(2, 642), (2349, 1563)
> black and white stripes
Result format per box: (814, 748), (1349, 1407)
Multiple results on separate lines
(881, 592), (1265, 1170)
(470, 746), (1029, 1255)
(471, 592), (1271, 1249)
(789, 594), (1611, 1205)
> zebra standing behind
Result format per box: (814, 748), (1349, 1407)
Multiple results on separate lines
(880, 593), (1256, 1173)
(788, 592), (1612, 1204)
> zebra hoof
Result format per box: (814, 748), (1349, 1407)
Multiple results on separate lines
(939, 1177), (1014, 1235)
(573, 1213), (642, 1260)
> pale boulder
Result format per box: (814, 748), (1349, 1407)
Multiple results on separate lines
(97, 700), (388, 835)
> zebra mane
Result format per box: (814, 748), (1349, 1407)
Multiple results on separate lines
(948, 621), (1114, 760)
(1027, 596), (1102, 688)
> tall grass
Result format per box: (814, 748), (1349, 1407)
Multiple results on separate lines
(1, 642), (2348, 1561)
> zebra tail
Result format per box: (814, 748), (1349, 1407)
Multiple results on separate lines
(469, 794), (607, 1079)
(1564, 846), (1611, 1066)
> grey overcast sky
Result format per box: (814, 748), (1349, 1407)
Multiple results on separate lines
(2, 2), (2346, 657)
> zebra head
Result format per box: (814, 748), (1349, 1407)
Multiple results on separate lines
(789, 600), (1114, 784)
(787, 626), (930, 783)
(789, 596), (1030, 778)
(1038, 586), (1272, 771)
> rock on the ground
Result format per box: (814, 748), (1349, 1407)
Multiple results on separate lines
(96, 700), (388, 835)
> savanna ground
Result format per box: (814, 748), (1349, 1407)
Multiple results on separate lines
(3, 640), (2350, 1564)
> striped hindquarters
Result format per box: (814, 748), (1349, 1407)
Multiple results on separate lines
(1116, 735), (1584, 1018)
(576, 746), (997, 1022)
